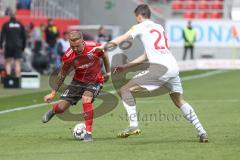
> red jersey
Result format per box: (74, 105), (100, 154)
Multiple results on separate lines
(61, 41), (104, 83)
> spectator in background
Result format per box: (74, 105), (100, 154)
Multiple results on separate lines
(57, 31), (70, 57)
(31, 24), (45, 54)
(17, 0), (32, 10)
(182, 21), (196, 60)
(25, 22), (34, 48)
(31, 24), (49, 74)
(0, 14), (26, 78)
(83, 32), (94, 41)
(96, 26), (111, 45)
(45, 19), (60, 68)
(4, 7), (13, 16)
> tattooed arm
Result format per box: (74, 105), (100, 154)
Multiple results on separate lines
(44, 63), (71, 103)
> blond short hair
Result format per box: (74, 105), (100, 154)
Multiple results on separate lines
(68, 30), (83, 41)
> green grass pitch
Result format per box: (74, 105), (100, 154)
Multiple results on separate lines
(0, 70), (240, 160)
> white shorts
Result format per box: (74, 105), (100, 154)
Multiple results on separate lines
(133, 71), (183, 94)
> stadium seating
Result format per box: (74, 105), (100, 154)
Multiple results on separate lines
(16, 9), (31, 16)
(0, 16), (80, 34)
(171, 0), (224, 19)
(209, 11), (222, 19)
(0, 0), (80, 35)
(198, 1), (209, 9)
(184, 1), (196, 9)
(171, 0), (183, 10)
(210, 1), (223, 9)
(195, 11), (208, 19)
(183, 11), (195, 19)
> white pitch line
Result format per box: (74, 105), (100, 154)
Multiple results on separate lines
(0, 102), (56, 115)
(0, 103), (47, 115)
(181, 70), (226, 81)
(137, 99), (240, 103)
(0, 70), (228, 115)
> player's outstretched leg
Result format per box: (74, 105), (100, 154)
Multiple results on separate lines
(42, 100), (70, 123)
(170, 93), (208, 142)
(117, 82), (142, 138)
(82, 91), (94, 142)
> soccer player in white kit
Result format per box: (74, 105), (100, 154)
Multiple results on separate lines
(95, 4), (208, 142)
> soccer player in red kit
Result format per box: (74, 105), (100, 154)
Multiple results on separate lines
(42, 30), (110, 142)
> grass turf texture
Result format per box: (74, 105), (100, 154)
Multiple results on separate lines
(0, 70), (239, 160)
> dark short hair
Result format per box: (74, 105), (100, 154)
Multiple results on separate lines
(134, 4), (151, 18)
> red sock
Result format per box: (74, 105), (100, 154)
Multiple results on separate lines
(52, 103), (65, 114)
(82, 102), (94, 133)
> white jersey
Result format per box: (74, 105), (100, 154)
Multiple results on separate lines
(128, 20), (179, 77)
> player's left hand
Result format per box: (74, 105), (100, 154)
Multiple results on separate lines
(89, 46), (104, 53)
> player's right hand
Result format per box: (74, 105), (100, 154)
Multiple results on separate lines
(44, 93), (55, 103)
(113, 65), (127, 74)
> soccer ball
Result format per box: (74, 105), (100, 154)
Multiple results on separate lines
(73, 123), (86, 140)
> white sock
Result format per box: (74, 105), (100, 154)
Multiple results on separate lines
(180, 103), (206, 135)
(122, 100), (138, 128)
